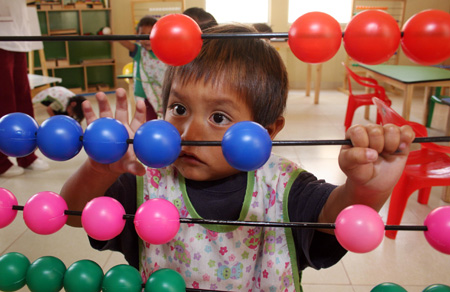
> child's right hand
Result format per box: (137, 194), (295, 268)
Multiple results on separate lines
(82, 88), (147, 176)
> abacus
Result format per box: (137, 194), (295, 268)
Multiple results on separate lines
(1, 8), (450, 292)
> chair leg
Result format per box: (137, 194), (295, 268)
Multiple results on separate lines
(385, 175), (415, 239)
(344, 98), (357, 131)
(417, 187), (432, 205)
(427, 97), (437, 127)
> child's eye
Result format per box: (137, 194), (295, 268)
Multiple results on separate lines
(171, 104), (187, 116)
(210, 113), (231, 125)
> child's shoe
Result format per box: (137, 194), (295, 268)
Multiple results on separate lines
(26, 158), (50, 171)
(0, 165), (25, 177)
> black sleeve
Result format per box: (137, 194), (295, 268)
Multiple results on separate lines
(288, 171), (347, 271)
(88, 173), (140, 269)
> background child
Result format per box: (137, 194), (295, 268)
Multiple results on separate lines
(60, 24), (415, 291)
(118, 15), (166, 121)
(32, 86), (86, 123)
(183, 7), (218, 31)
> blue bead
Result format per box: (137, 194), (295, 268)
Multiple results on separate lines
(83, 118), (129, 164)
(37, 116), (83, 161)
(222, 121), (272, 171)
(0, 113), (38, 157)
(133, 120), (181, 168)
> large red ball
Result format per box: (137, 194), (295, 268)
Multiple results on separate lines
(344, 10), (400, 65)
(401, 9), (450, 65)
(150, 14), (203, 66)
(288, 12), (342, 64)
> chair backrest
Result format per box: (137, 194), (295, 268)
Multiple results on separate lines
(373, 97), (450, 154)
(342, 62), (387, 99)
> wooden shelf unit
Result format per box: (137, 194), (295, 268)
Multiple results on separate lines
(28, 1), (115, 94)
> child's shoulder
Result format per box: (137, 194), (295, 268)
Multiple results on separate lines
(256, 153), (302, 178)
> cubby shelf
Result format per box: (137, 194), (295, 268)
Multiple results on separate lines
(29, 2), (115, 94)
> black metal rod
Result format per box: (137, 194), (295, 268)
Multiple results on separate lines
(0, 31), (407, 42)
(11, 205), (428, 231)
(123, 136), (450, 146)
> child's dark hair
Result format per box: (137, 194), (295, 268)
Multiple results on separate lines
(136, 15), (157, 32)
(253, 23), (273, 33)
(162, 24), (288, 128)
(68, 95), (86, 123)
(183, 7), (218, 31)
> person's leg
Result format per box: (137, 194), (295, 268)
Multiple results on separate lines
(0, 49), (18, 174)
(13, 51), (38, 168)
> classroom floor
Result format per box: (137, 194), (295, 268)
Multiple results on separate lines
(1, 87), (449, 292)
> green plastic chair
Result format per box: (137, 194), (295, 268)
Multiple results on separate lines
(427, 87), (450, 128)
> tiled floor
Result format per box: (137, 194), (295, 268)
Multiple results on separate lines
(1, 88), (450, 291)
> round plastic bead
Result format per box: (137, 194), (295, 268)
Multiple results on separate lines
(102, 265), (142, 292)
(81, 196), (126, 241)
(23, 191), (68, 235)
(26, 256), (66, 292)
(424, 206), (450, 255)
(63, 260), (103, 292)
(134, 198), (180, 245)
(133, 120), (181, 168)
(37, 115), (83, 161)
(0, 252), (30, 291)
(0, 112), (38, 157)
(83, 117), (129, 164)
(222, 121), (272, 172)
(0, 188), (18, 228)
(335, 204), (385, 253)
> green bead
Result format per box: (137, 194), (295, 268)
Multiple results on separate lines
(423, 284), (450, 292)
(102, 264), (142, 292)
(26, 256), (66, 292)
(145, 269), (186, 292)
(0, 252), (30, 291)
(371, 282), (408, 292)
(64, 260), (103, 292)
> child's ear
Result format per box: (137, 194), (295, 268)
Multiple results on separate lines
(266, 116), (285, 140)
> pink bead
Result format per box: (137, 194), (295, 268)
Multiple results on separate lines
(0, 188), (18, 228)
(134, 198), (180, 245)
(335, 204), (385, 253)
(23, 191), (68, 235)
(82, 197), (126, 241)
(424, 206), (450, 254)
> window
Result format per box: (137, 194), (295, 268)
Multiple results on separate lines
(288, 0), (353, 24)
(205, 0), (269, 24)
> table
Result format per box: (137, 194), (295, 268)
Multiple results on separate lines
(271, 39), (323, 103)
(28, 74), (62, 89)
(358, 65), (450, 122)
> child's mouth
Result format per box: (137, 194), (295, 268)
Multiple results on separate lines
(179, 151), (203, 165)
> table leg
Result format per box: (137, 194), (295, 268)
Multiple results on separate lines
(402, 85), (414, 120)
(306, 64), (312, 97)
(422, 86), (431, 125)
(314, 64), (322, 105)
(442, 187), (450, 203)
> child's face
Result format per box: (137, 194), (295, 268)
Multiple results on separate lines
(165, 78), (253, 181)
(138, 25), (153, 51)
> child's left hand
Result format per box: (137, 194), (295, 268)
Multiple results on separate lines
(339, 123), (415, 198)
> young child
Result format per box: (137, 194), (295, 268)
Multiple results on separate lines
(61, 24), (415, 291)
(118, 15), (166, 121)
(32, 86), (86, 123)
(183, 7), (218, 31)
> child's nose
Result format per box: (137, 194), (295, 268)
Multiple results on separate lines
(180, 118), (204, 141)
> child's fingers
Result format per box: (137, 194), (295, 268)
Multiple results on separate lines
(81, 100), (97, 125)
(130, 99), (147, 133)
(114, 88), (130, 125)
(380, 124), (402, 154)
(95, 92), (114, 118)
